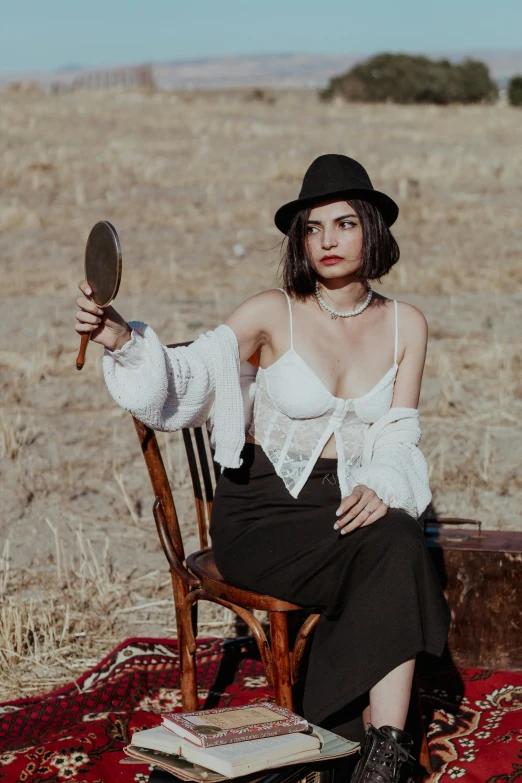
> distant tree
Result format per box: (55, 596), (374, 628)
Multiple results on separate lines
(507, 75), (522, 106)
(320, 53), (498, 105)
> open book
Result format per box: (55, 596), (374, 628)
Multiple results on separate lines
(124, 724), (359, 781)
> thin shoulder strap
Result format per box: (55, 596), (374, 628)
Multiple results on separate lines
(393, 300), (399, 364)
(277, 288), (294, 349)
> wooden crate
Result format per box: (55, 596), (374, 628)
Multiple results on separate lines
(425, 522), (522, 671)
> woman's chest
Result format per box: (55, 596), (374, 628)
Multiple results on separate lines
(255, 358), (397, 424)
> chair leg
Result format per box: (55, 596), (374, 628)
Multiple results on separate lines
(413, 673), (432, 776)
(269, 611), (293, 710)
(419, 730), (432, 776)
(173, 574), (199, 712)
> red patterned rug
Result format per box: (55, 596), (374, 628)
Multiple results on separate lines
(0, 637), (521, 782)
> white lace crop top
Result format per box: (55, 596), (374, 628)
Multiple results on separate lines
(248, 289), (399, 499)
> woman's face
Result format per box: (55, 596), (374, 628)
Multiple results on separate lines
(305, 199), (363, 280)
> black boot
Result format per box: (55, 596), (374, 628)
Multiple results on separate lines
(350, 724), (415, 783)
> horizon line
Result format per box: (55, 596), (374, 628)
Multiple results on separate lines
(2, 46), (522, 78)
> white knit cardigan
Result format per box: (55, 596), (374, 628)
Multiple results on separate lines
(102, 321), (431, 518)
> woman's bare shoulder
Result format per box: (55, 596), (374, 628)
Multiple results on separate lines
(224, 289), (289, 352)
(396, 300), (428, 340)
(225, 288), (288, 328)
(389, 300), (428, 367)
(381, 296), (427, 337)
(234, 287), (287, 311)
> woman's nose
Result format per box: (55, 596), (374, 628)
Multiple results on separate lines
(322, 230), (338, 249)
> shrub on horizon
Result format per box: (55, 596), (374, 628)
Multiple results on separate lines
(320, 53), (499, 105)
(507, 75), (522, 106)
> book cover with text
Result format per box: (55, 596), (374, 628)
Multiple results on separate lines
(162, 702), (309, 748)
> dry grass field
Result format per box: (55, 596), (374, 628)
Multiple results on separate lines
(1, 86), (521, 701)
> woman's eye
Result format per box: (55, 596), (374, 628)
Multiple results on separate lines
(340, 221), (355, 229)
(306, 226), (318, 234)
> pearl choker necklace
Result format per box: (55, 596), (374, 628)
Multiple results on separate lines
(315, 281), (373, 319)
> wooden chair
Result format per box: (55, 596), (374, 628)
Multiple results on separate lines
(130, 340), (432, 774)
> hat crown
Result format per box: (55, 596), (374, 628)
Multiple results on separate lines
(273, 153), (399, 234)
(299, 154), (374, 200)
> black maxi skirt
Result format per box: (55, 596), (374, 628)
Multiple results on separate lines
(210, 443), (451, 739)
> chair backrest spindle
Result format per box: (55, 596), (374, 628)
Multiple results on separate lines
(194, 427), (215, 516)
(132, 340), (222, 562)
(182, 427), (215, 550)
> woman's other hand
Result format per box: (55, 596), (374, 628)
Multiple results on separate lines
(74, 280), (132, 352)
(334, 485), (388, 534)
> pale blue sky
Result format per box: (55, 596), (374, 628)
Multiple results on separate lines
(1, 0), (519, 73)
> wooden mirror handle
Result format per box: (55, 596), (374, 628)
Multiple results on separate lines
(76, 333), (90, 371)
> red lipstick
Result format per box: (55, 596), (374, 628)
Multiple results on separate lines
(320, 255), (343, 266)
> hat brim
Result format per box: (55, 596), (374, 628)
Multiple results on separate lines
(274, 188), (399, 235)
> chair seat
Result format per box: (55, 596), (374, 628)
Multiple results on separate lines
(186, 548), (302, 612)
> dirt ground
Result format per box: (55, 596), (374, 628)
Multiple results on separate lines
(1, 87), (521, 700)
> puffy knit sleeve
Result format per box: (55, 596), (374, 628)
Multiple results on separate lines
(350, 409), (432, 519)
(102, 320), (251, 469)
(102, 320), (215, 432)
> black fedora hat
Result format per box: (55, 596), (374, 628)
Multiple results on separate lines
(274, 154), (399, 234)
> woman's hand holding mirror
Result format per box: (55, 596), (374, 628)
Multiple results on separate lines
(75, 220), (126, 369)
(75, 280), (131, 353)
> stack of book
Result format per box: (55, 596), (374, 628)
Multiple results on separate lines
(123, 702), (359, 780)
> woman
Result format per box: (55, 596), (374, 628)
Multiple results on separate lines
(74, 154), (450, 782)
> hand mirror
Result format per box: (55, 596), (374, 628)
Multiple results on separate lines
(76, 220), (122, 370)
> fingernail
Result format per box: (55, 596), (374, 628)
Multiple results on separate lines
(98, 308), (103, 315)
(335, 508), (341, 516)
(341, 529), (347, 535)
(333, 523), (339, 530)
(86, 286), (91, 295)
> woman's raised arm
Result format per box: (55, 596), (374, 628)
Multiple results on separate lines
(77, 283), (283, 438)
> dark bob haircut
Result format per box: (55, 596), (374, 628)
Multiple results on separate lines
(278, 199), (400, 300)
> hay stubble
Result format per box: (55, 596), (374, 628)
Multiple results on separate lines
(1, 87), (521, 699)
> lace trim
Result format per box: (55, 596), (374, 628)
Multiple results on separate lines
(249, 373), (369, 497)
